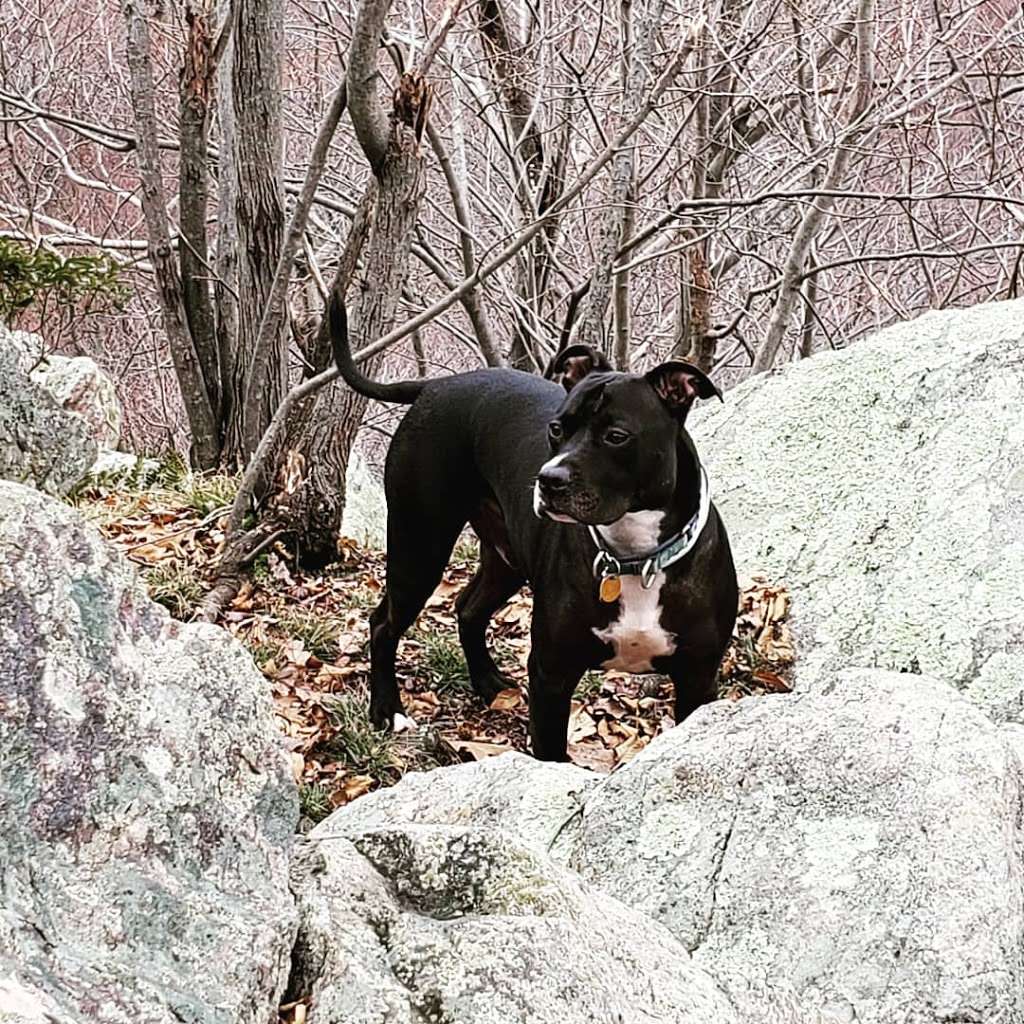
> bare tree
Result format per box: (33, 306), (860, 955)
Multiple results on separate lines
(3, 0), (1023, 595)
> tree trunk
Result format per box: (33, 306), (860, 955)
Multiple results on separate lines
(682, 242), (715, 371)
(179, 2), (221, 422)
(286, 117), (426, 565)
(572, 0), (664, 359)
(213, 6), (239, 454)
(122, 0), (220, 468)
(220, 0), (286, 467)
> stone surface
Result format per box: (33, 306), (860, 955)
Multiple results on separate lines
(316, 752), (596, 856)
(341, 450), (386, 548)
(0, 328), (97, 496)
(569, 670), (1024, 1023)
(290, 825), (737, 1024)
(30, 354), (122, 450)
(690, 300), (1024, 721)
(4, 324), (122, 451)
(0, 482), (299, 1024)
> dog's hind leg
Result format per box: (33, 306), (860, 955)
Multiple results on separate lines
(455, 541), (525, 705)
(368, 513), (464, 731)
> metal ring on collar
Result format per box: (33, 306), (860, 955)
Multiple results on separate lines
(592, 549), (621, 579)
(640, 558), (659, 589)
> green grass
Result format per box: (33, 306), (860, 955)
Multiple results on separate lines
(154, 453), (239, 516)
(451, 532), (480, 563)
(298, 782), (334, 824)
(145, 560), (204, 619)
(324, 690), (400, 780)
(576, 671), (605, 699)
(410, 629), (471, 694)
(341, 583), (381, 612)
(276, 606), (341, 661)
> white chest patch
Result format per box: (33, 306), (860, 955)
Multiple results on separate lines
(590, 511), (677, 673)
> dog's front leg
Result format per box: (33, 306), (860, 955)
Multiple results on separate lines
(526, 649), (581, 762)
(668, 649), (724, 723)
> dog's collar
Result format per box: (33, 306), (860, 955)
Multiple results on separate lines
(588, 467), (711, 590)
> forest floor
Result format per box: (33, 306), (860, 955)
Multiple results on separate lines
(78, 473), (795, 828)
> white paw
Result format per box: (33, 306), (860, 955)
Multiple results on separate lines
(392, 712), (418, 734)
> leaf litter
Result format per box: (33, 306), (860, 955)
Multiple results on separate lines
(82, 487), (796, 825)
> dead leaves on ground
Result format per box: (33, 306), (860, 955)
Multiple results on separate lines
(89, 492), (795, 818)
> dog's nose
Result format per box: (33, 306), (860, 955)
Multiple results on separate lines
(538, 463), (571, 496)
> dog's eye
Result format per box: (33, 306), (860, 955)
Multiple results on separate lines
(604, 428), (630, 446)
(548, 421), (563, 442)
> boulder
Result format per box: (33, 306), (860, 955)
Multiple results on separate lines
(690, 300), (1024, 722)
(289, 825), (736, 1024)
(316, 751), (596, 856)
(30, 353), (123, 449)
(570, 670), (1024, 1023)
(3, 324), (122, 451)
(316, 672), (1024, 1022)
(0, 482), (299, 1024)
(341, 449), (386, 549)
(0, 330), (97, 496)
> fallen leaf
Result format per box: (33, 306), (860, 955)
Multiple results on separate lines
(567, 742), (616, 772)
(489, 687), (524, 711)
(451, 739), (514, 761)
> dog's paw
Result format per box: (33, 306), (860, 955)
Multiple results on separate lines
(471, 670), (515, 706)
(392, 712), (418, 733)
(369, 698), (401, 732)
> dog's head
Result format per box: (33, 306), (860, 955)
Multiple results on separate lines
(534, 348), (722, 525)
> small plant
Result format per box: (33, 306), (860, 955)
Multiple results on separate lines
(298, 782), (334, 824)
(0, 238), (127, 322)
(154, 450), (191, 490)
(411, 629), (470, 693)
(145, 560), (204, 619)
(576, 671), (605, 700)
(175, 472), (240, 516)
(277, 606), (341, 661)
(325, 691), (399, 781)
(252, 554), (272, 586)
(452, 532), (480, 563)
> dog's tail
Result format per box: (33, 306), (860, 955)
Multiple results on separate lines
(329, 291), (425, 405)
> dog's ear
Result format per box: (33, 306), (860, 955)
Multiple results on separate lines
(545, 344), (612, 392)
(645, 360), (723, 421)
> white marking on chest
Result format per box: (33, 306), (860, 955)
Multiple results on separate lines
(591, 511), (677, 673)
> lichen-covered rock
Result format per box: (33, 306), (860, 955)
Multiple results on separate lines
(29, 352), (123, 449)
(691, 300), (1024, 722)
(0, 331), (96, 495)
(0, 482), (299, 1024)
(316, 751), (595, 856)
(569, 670), (1024, 1024)
(289, 826), (737, 1024)
(4, 325), (121, 449)
(340, 449), (386, 548)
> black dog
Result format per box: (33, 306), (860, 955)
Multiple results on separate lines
(331, 297), (737, 761)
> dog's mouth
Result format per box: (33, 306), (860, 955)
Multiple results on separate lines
(532, 481), (618, 525)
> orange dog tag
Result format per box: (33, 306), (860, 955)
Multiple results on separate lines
(599, 575), (622, 602)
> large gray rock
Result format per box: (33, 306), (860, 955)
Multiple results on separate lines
(289, 825), (737, 1024)
(5, 325), (122, 449)
(570, 670), (1024, 1023)
(340, 449), (386, 549)
(0, 482), (299, 1024)
(690, 300), (1024, 722)
(318, 751), (596, 856)
(30, 352), (123, 449)
(0, 329), (97, 496)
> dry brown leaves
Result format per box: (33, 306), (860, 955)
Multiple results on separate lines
(91, 493), (796, 817)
